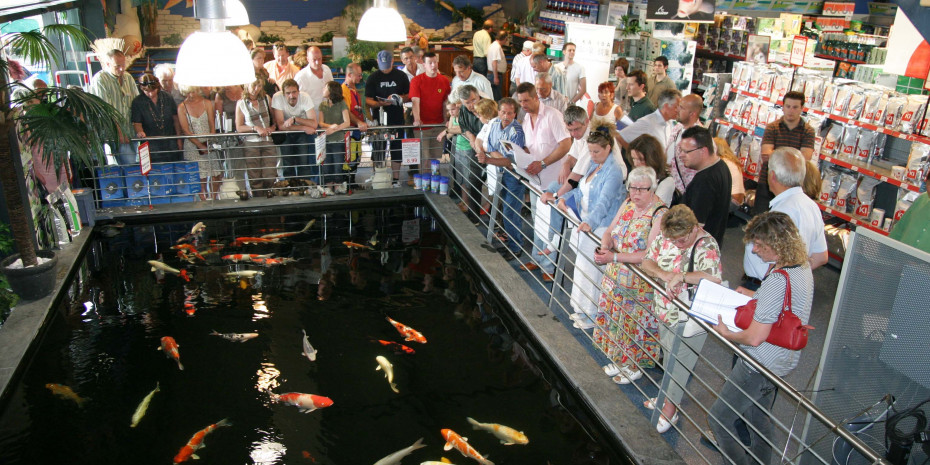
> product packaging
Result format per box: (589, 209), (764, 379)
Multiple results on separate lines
(854, 177), (881, 219)
(839, 125), (859, 159)
(855, 130), (877, 162)
(860, 91), (881, 124)
(832, 86), (852, 116)
(821, 123), (845, 156)
(893, 190), (920, 224)
(834, 172), (859, 213)
(749, 136), (762, 175)
(845, 91), (866, 120)
(869, 207), (885, 227)
(821, 83), (838, 114)
(731, 132), (746, 168)
(807, 113), (827, 155)
(872, 92), (889, 127)
(806, 78), (824, 108)
(891, 165), (906, 180)
(883, 94), (907, 129)
(904, 142), (930, 184)
(820, 166), (841, 206)
(745, 99), (760, 128)
(756, 104), (770, 130)
(897, 95), (928, 134)
(739, 98), (754, 128)
(771, 73), (791, 102)
(739, 64), (754, 90)
(741, 135), (757, 176)
(757, 70), (775, 96)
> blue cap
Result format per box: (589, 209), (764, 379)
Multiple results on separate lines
(377, 50), (393, 70)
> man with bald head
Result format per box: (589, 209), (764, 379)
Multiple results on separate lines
(294, 46), (334, 112)
(666, 93), (704, 199)
(89, 49), (138, 165)
(471, 19), (494, 76)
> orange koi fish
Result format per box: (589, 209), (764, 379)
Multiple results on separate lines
(171, 243), (205, 261)
(221, 253), (274, 262)
(231, 237), (279, 247)
(386, 317), (427, 344)
(343, 241), (373, 250)
(261, 220), (315, 240)
(270, 393), (333, 413)
(441, 428), (494, 465)
(173, 418), (232, 463)
(371, 339), (416, 355)
(158, 336), (184, 370)
(45, 383), (88, 407)
(252, 257), (296, 266)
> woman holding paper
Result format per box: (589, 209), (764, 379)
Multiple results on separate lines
(593, 166), (667, 380)
(638, 205), (722, 433)
(708, 212), (813, 465)
(554, 129), (625, 329)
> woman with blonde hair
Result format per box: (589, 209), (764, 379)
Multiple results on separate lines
(178, 85), (220, 199)
(235, 78), (278, 196)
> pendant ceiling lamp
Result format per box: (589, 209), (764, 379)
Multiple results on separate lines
(357, 0), (407, 42)
(174, 0), (254, 87)
(224, 0), (250, 27)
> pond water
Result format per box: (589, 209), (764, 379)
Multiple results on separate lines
(0, 205), (623, 465)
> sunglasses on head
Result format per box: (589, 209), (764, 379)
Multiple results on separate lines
(140, 81), (159, 88)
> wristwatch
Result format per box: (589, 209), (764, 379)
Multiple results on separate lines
(540, 160), (548, 169)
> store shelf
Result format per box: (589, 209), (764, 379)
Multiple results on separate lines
(714, 117), (752, 134)
(817, 202), (889, 236)
(818, 154), (924, 193)
(732, 88), (782, 106)
(696, 46), (745, 60)
(814, 53), (866, 65)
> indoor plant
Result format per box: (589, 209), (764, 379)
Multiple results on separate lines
(0, 24), (123, 300)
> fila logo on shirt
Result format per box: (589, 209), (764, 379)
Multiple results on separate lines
(379, 81), (398, 88)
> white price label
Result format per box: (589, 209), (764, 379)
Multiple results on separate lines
(316, 133), (326, 165)
(138, 142), (151, 175)
(401, 138), (421, 166)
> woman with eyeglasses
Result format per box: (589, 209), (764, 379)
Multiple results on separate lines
(131, 73), (183, 164)
(554, 128), (625, 330)
(593, 165), (667, 390)
(628, 134), (674, 205)
(638, 204), (722, 433)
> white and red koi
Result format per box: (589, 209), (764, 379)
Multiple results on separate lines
(175, 221), (206, 245)
(230, 236), (279, 247)
(386, 316), (427, 344)
(172, 418), (232, 463)
(171, 243), (205, 261)
(441, 429), (494, 465)
(269, 392), (333, 413)
(222, 253), (274, 263)
(252, 257), (296, 266)
(466, 417), (528, 445)
(158, 336), (184, 370)
(148, 260), (190, 282)
(260, 219), (315, 240)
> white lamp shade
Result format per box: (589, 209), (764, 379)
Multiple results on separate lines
(174, 30), (256, 87)
(225, 0), (250, 27)
(357, 3), (407, 42)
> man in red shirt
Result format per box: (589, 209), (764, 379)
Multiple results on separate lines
(410, 52), (452, 177)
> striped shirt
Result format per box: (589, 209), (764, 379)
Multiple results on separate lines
(88, 70), (138, 137)
(742, 264), (814, 376)
(761, 117), (815, 151)
(486, 118), (525, 160)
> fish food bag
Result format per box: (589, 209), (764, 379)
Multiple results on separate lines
(846, 90), (866, 120)
(897, 95), (928, 134)
(854, 176), (881, 219)
(860, 91), (881, 124)
(739, 98), (754, 127)
(724, 94), (745, 120)
(871, 133), (887, 162)
(872, 92), (890, 127)
(716, 122), (730, 139)
(730, 132), (747, 168)
(834, 172), (859, 213)
(820, 166), (841, 206)
(832, 86), (852, 116)
(839, 125), (859, 160)
(747, 136), (763, 177)
(855, 130), (877, 162)
(772, 73), (791, 102)
(731, 62), (746, 90)
(745, 99), (760, 128)
(756, 104), (770, 130)
(757, 70), (775, 96)
(739, 64), (754, 90)
(904, 142), (930, 184)
(821, 83), (838, 114)
(807, 113), (827, 155)
(893, 190), (920, 224)
(883, 94), (907, 129)
(821, 123), (845, 157)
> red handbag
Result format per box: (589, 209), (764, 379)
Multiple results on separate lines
(734, 269), (814, 351)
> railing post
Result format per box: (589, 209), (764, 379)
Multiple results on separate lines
(485, 169), (503, 245)
(548, 210), (571, 311)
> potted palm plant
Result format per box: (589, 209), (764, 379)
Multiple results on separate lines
(0, 24), (123, 300)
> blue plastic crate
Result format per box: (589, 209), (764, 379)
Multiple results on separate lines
(124, 167), (150, 198)
(96, 166), (125, 200)
(172, 162), (201, 194)
(100, 199), (127, 208)
(150, 196), (171, 205)
(148, 163), (174, 196)
(171, 194), (196, 204)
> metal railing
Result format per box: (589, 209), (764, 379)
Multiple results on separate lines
(440, 152), (889, 465)
(80, 124), (443, 208)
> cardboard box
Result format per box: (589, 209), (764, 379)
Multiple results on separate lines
(148, 163), (174, 197)
(124, 166), (150, 198)
(96, 166), (125, 200)
(172, 162), (202, 195)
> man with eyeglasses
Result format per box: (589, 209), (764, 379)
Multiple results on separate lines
(89, 49), (139, 166)
(131, 73), (183, 163)
(679, 126), (732, 245)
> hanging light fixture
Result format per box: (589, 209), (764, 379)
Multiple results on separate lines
(357, 0), (407, 42)
(224, 0), (250, 27)
(174, 0), (254, 87)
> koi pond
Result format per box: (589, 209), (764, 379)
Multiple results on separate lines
(0, 205), (625, 465)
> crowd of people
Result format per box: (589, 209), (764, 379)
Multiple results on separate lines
(86, 32), (834, 461)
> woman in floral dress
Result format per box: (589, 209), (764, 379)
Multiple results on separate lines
(593, 166), (667, 378)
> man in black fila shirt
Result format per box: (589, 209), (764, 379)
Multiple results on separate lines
(366, 50), (410, 182)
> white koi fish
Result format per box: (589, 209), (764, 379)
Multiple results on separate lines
(210, 330), (259, 342)
(301, 329), (317, 361)
(373, 437), (426, 465)
(260, 219), (315, 240)
(148, 260), (190, 281)
(130, 382), (160, 427)
(466, 417), (529, 445)
(225, 270), (264, 279)
(375, 355), (399, 393)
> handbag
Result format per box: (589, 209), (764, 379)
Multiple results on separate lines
(734, 269), (813, 350)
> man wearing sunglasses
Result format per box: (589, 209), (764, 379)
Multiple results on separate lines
(131, 73), (184, 163)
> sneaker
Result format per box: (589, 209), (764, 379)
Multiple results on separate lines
(573, 320), (595, 330)
(603, 363), (621, 377)
(569, 312), (586, 321)
(612, 365), (643, 385)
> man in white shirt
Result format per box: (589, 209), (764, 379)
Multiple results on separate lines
(449, 55), (493, 101)
(511, 41), (536, 89)
(666, 93), (703, 199)
(399, 46), (418, 82)
(618, 88), (681, 152)
(486, 31), (510, 100)
(535, 72), (568, 114)
(272, 78), (318, 181)
(739, 147), (827, 293)
(294, 46), (334, 112)
(557, 42), (587, 105)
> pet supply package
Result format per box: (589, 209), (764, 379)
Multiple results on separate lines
(860, 91), (882, 124)
(872, 92), (889, 127)
(832, 86), (852, 116)
(740, 134), (756, 176)
(820, 166), (841, 206)
(756, 70), (775, 96)
(855, 130), (877, 162)
(739, 98), (754, 127)
(755, 104), (770, 130)
(882, 94), (907, 129)
(834, 172), (859, 213)
(820, 123), (845, 157)
(872, 133), (887, 161)
(854, 177), (881, 219)
(808, 113), (827, 155)
(724, 94), (745, 120)
(749, 136), (762, 176)
(739, 64), (753, 90)
(805, 77), (823, 108)
(904, 142), (930, 185)
(730, 132), (746, 168)
(838, 125), (859, 160)
(821, 83), (838, 113)
(893, 190), (920, 224)
(745, 99), (760, 128)
(896, 95), (928, 134)
(771, 73), (791, 101)
(845, 91), (866, 120)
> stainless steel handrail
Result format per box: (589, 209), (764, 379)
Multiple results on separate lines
(129, 123), (446, 144)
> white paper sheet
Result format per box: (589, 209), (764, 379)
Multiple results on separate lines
(689, 279), (750, 333)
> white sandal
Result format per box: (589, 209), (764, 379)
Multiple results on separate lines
(603, 364), (621, 377)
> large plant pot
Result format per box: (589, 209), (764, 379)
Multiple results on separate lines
(1, 250), (58, 301)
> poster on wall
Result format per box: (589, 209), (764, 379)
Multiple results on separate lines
(565, 23), (616, 100)
(646, 0), (715, 22)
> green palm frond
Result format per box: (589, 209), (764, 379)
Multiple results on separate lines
(40, 24), (89, 48)
(15, 86), (123, 172)
(3, 31), (61, 68)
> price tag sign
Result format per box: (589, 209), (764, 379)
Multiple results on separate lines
(138, 141), (151, 175)
(315, 133), (327, 165)
(790, 35), (808, 67)
(401, 138), (421, 166)
(401, 219), (420, 244)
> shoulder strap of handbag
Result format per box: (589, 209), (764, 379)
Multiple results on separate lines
(686, 235), (705, 299)
(772, 268), (793, 316)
